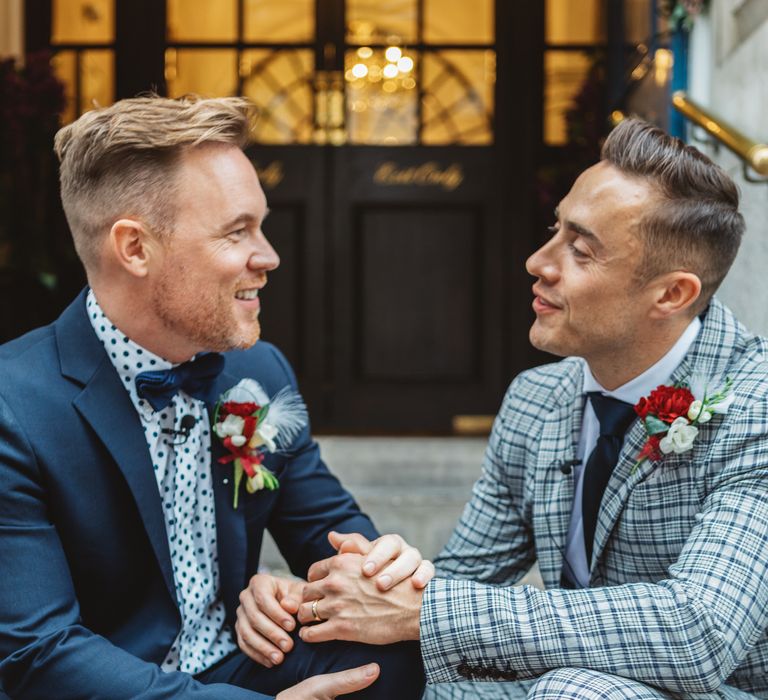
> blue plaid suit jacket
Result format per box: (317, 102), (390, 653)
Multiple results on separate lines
(421, 299), (768, 697)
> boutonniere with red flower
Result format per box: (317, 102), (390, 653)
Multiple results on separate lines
(213, 379), (307, 508)
(633, 376), (734, 472)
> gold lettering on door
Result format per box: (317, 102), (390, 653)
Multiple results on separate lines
(373, 162), (464, 191)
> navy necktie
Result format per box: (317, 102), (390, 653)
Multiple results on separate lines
(581, 392), (637, 566)
(135, 352), (225, 411)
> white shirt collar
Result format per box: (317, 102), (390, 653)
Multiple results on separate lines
(582, 316), (702, 404)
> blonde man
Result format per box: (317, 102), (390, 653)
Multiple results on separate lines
(0, 96), (427, 699)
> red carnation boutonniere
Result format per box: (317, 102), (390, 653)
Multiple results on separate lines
(632, 376), (734, 472)
(213, 379), (307, 508)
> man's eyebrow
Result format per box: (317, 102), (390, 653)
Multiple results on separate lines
(220, 208), (270, 232)
(554, 206), (602, 248)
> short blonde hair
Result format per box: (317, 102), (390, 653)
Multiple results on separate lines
(54, 94), (255, 270)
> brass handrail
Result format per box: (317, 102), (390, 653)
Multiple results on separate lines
(672, 91), (768, 176)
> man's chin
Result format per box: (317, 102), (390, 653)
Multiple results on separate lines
(229, 323), (262, 351)
(529, 325), (569, 358)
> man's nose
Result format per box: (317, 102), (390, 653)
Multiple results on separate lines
(249, 234), (280, 272)
(526, 238), (558, 281)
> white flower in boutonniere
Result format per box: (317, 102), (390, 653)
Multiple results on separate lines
(212, 380), (308, 509)
(632, 376), (734, 472)
(659, 416), (698, 454)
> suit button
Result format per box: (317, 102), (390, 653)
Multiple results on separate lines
(457, 661), (472, 679)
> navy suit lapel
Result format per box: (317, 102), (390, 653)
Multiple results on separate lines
(207, 369), (248, 620)
(56, 291), (176, 605)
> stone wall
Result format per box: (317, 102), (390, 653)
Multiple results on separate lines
(690, 1), (768, 335)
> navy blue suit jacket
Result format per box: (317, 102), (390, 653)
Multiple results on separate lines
(0, 290), (378, 699)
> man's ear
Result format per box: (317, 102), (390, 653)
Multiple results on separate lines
(108, 219), (160, 278)
(649, 271), (702, 319)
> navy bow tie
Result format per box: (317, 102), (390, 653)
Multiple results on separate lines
(135, 352), (225, 411)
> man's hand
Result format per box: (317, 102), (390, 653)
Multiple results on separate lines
(325, 531), (435, 591)
(297, 553), (423, 645)
(275, 663), (380, 699)
(236, 574), (304, 667)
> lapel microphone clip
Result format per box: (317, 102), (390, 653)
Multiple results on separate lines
(558, 459), (582, 475)
(161, 414), (197, 445)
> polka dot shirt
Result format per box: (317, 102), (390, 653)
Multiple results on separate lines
(87, 290), (236, 674)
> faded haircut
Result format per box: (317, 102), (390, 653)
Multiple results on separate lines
(54, 94), (255, 270)
(601, 118), (745, 314)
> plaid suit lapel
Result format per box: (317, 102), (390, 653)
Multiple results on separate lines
(590, 298), (741, 577)
(532, 361), (585, 588)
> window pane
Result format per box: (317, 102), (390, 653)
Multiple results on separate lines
(543, 50), (593, 145)
(423, 0), (493, 44)
(422, 50), (494, 145)
(244, 0), (314, 42)
(345, 48), (417, 145)
(546, 0), (605, 44)
(80, 49), (114, 114)
(167, 0), (237, 42)
(52, 0), (114, 44)
(242, 50), (314, 144)
(51, 51), (77, 124)
(165, 49), (238, 97)
(346, 0), (417, 44)
(50, 50), (114, 123)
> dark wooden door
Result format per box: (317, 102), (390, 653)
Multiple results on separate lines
(327, 147), (502, 431)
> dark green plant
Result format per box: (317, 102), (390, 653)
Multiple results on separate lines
(0, 51), (67, 282)
(659, 0), (706, 32)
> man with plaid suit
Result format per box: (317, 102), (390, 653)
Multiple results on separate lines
(264, 119), (768, 698)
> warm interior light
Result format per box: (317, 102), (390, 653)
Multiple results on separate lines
(397, 56), (414, 72)
(357, 46), (373, 59)
(383, 63), (399, 79)
(352, 62), (369, 78)
(654, 48), (673, 87)
(385, 46), (402, 62)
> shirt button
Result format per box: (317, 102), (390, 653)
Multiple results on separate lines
(223, 478), (229, 485)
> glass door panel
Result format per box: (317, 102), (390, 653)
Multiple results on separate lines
(345, 0), (417, 43)
(165, 49), (238, 98)
(52, 0), (114, 43)
(543, 50), (594, 145)
(423, 0), (494, 44)
(167, 0), (238, 42)
(546, 0), (606, 44)
(344, 47), (418, 145)
(244, 0), (315, 42)
(422, 50), (494, 145)
(241, 49), (315, 144)
(50, 0), (116, 123)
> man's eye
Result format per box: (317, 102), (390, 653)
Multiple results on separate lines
(229, 228), (247, 238)
(568, 243), (588, 258)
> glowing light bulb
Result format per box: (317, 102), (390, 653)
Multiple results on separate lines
(397, 56), (413, 72)
(383, 63), (398, 79)
(357, 46), (373, 59)
(352, 63), (369, 78)
(385, 46), (402, 62)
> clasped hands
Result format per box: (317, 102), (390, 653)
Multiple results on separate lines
(236, 532), (430, 668)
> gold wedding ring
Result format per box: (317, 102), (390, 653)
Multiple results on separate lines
(311, 598), (323, 622)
